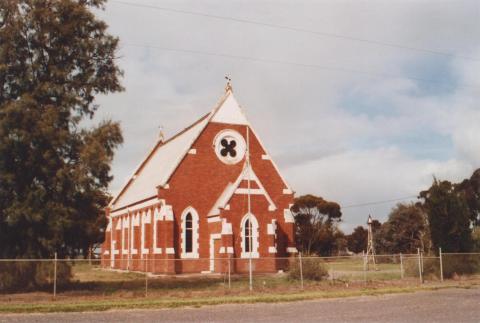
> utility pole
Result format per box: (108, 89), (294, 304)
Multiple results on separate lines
(246, 125), (253, 291)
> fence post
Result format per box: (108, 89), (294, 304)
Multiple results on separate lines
(145, 254), (148, 297)
(417, 248), (423, 284)
(228, 254), (231, 289)
(400, 253), (404, 279)
(439, 247), (444, 282)
(421, 251), (424, 273)
(363, 253), (367, 285)
(53, 252), (57, 299)
(299, 252), (304, 290)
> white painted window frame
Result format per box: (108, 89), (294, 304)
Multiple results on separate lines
(141, 209), (151, 256)
(180, 206), (200, 259)
(241, 213), (259, 258)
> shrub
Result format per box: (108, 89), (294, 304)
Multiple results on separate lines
(288, 257), (328, 281)
(404, 257), (440, 279)
(0, 261), (71, 292)
(442, 254), (480, 278)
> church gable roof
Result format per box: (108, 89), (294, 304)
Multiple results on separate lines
(111, 113), (210, 209)
(110, 89), (292, 211)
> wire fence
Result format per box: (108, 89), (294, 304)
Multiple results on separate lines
(0, 252), (479, 300)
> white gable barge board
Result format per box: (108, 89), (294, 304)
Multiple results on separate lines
(110, 91), (232, 209)
(112, 114), (210, 209)
(110, 90), (292, 210)
(210, 94), (249, 125)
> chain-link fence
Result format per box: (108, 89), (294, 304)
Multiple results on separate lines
(1, 252), (479, 301)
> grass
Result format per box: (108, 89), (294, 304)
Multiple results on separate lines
(1, 261), (479, 314)
(1, 282), (478, 314)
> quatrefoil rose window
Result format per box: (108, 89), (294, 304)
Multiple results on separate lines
(213, 129), (246, 164)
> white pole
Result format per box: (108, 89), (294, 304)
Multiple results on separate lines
(228, 254), (231, 289)
(363, 252), (367, 284)
(145, 254), (148, 297)
(417, 248), (423, 284)
(439, 247), (444, 282)
(299, 252), (304, 290)
(247, 126), (253, 292)
(400, 253), (404, 279)
(53, 252), (57, 299)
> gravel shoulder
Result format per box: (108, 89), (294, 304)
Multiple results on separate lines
(2, 287), (479, 323)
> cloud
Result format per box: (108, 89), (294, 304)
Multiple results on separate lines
(284, 147), (473, 232)
(90, 1), (479, 232)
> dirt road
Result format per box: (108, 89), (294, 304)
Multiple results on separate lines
(2, 287), (479, 322)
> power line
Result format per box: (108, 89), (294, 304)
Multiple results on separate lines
(342, 195), (418, 209)
(123, 43), (479, 91)
(111, 0), (480, 62)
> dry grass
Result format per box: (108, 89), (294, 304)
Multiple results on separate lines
(1, 262), (479, 314)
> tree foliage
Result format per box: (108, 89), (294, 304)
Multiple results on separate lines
(291, 194), (342, 256)
(0, 0), (123, 258)
(347, 226), (367, 253)
(456, 169), (480, 227)
(376, 203), (430, 254)
(419, 179), (473, 253)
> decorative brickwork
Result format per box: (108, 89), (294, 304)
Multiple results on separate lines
(101, 90), (296, 274)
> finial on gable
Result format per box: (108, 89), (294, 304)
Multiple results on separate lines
(225, 75), (233, 93)
(158, 125), (165, 143)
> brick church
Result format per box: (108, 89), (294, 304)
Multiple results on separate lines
(101, 84), (297, 274)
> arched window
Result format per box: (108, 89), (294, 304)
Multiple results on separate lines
(244, 219), (252, 253)
(181, 207), (199, 258)
(241, 213), (259, 258)
(185, 213), (193, 253)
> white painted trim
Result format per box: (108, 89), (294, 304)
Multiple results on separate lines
(268, 246), (277, 253)
(267, 222), (277, 235)
(115, 219), (122, 230)
(235, 188), (263, 195)
(112, 240), (119, 255)
(207, 216), (221, 223)
(165, 247), (175, 254)
(106, 218), (112, 232)
(283, 188), (293, 195)
(209, 233), (222, 271)
(162, 204), (174, 221)
(104, 250), (110, 255)
(188, 148), (197, 154)
(122, 216), (129, 254)
(240, 213), (260, 259)
(261, 154), (270, 160)
(209, 162), (277, 216)
(141, 210), (151, 255)
(284, 209), (295, 223)
(213, 129), (247, 165)
(219, 247), (234, 254)
(180, 207), (200, 259)
(221, 219), (233, 235)
(247, 125), (293, 192)
(287, 247), (298, 253)
(110, 199), (160, 217)
(153, 207), (162, 254)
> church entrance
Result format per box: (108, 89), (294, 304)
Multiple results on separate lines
(209, 234), (221, 272)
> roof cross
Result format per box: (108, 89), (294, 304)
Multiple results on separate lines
(225, 75), (233, 92)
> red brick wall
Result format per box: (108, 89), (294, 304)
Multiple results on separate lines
(102, 121), (295, 274)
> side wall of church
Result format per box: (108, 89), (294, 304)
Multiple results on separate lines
(101, 122), (295, 274)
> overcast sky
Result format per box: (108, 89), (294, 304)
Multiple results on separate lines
(91, 0), (480, 232)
